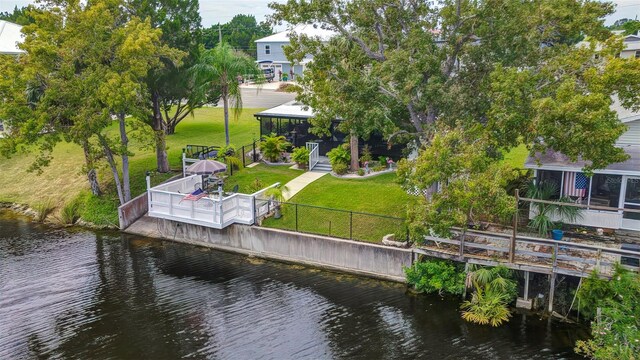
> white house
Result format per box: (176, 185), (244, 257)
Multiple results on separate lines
(0, 20), (24, 56)
(254, 25), (334, 79)
(525, 99), (640, 232)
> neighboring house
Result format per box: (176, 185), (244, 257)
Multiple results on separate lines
(254, 25), (334, 80)
(619, 33), (640, 59)
(525, 100), (640, 232)
(254, 101), (404, 159)
(0, 20), (24, 135)
(0, 20), (24, 56)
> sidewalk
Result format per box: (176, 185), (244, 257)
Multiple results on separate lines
(282, 171), (327, 201)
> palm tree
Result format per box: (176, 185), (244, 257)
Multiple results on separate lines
(192, 42), (261, 145)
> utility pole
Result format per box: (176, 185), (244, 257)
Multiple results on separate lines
(218, 24), (222, 44)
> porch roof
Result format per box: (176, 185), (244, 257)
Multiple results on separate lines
(524, 145), (640, 176)
(254, 101), (315, 120)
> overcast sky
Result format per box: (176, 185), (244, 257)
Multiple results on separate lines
(1, 0), (639, 28)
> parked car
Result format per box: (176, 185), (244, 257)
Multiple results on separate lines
(262, 68), (275, 82)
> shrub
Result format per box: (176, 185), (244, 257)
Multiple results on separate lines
(60, 198), (82, 225)
(249, 178), (265, 193)
(527, 181), (582, 236)
(259, 133), (290, 162)
(574, 265), (640, 359)
(460, 265), (517, 327)
(291, 147), (310, 168)
(359, 144), (372, 164)
(327, 145), (350, 167)
(34, 200), (55, 222)
(372, 164), (386, 172)
(404, 259), (466, 295)
(357, 168), (365, 176)
(332, 162), (348, 175)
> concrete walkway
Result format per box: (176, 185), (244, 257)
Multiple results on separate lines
(282, 170), (328, 201)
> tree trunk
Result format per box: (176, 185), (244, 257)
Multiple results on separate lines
(350, 132), (359, 171)
(118, 113), (131, 203)
(223, 90), (230, 146)
(152, 92), (170, 173)
(99, 135), (125, 206)
(82, 140), (101, 196)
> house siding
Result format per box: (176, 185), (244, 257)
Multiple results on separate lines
(256, 42), (288, 63)
(618, 120), (640, 146)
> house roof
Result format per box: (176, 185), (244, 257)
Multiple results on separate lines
(254, 101), (315, 119)
(525, 146), (640, 176)
(255, 25), (335, 43)
(0, 21), (24, 55)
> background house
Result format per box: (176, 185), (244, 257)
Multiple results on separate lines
(0, 20), (24, 56)
(254, 25), (333, 79)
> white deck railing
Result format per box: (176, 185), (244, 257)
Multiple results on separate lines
(307, 142), (319, 170)
(147, 174), (279, 229)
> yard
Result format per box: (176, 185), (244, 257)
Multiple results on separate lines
(0, 107), (264, 225)
(261, 173), (414, 243)
(223, 164), (302, 193)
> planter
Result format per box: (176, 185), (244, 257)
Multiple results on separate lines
(551, 229), (564, 241)
(382, 234), (409, 248)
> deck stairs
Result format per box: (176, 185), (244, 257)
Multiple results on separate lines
(312, 156), (332, 173)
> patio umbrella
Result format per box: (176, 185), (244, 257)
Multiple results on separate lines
(186, 159), (227, 175)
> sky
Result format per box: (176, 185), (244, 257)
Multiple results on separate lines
(1, 0), (639, 28)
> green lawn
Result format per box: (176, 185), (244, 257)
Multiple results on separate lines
(0, 107), (264, 225)
(262, 173), (414, 243)
(502, 144), (529, 169)
(223, 164), (303, 193)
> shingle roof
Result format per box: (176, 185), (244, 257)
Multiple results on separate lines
(0, 21), (24, 55)
(525, 146), (640, 175)
(255, 25), (335, 43)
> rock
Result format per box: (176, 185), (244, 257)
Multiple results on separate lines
(382, 234), (409, 248)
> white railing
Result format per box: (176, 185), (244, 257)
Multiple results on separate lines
(147, 175), (279, 229)
(306, 142), (319, 170)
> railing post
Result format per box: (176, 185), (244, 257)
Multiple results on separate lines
(510, 189), (519, 263)
(459, 230), (466, 258)
(253, 141), (257, 162)
(242, 146), (246, 167)
(182, 150), (186, 178)
(295, 203), (299, 232)
(349, 211), (353, 239)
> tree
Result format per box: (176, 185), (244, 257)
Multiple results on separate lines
(608, 18), (640, 35)
(0, 0), (178, 205)
(0, 5), (37, 25)
(192, 42), (261, 146)
(203, 14), (273, 57)
(126, 0), (216, 173)
(272, 0), (640, 232)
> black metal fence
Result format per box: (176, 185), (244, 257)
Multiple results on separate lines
(240, 141), (260, 167)
(257, 200), (407, 243)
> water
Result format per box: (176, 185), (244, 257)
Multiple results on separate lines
(0, 210), (587, 359)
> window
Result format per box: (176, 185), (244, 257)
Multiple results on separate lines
(636, 50), (640, 59)
(588, 174), (622, 210)
(265, 45), (270, 55)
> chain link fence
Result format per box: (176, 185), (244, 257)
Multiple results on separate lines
(258, 200), (407, 243)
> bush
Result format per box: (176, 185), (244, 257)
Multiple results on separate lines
(357, 168), (365, 176)
(327, 145), (350, 167)
(575, 266), (640, 359)
(291, 147), (310, 168)
(404, 259), (466, 295)
(359, 144), (372, 164)
(259, 133), (291, 162)
(249, 178), (265, 193)
(60, 198), (82, 225)
(332, 162), (348, 175)
(372, 164), (386, 172)
(34, 200), (55, 222)
(460, 265), (517, 327)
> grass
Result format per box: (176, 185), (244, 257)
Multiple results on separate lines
(0, 107), (264, 225)
(223, 164), (302, 193)
(502, 144), (529, 169)
(262, 173), (414, 243)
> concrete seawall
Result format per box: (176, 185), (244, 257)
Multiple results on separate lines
(125, 216), (413, 282)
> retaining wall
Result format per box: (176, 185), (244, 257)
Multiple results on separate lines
(117, 192), (148, 230)
(125, 216), (413, 282)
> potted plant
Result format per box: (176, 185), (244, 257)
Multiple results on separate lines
(265, 184), (289, 219)
(527, 181), (582, 240)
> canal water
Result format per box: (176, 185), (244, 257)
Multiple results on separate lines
(0, 210), (587, 359)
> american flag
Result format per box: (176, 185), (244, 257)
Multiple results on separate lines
(182, 188), (207, 201)
(563, 172), (588, 198)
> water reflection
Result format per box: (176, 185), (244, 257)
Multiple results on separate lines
(0, 210), (586, 359)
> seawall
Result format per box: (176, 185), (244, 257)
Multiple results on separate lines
(125, 216), (413, 283)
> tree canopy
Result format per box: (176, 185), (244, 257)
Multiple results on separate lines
(203, 14), (273, 58)
(0, 5), (37, 25)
